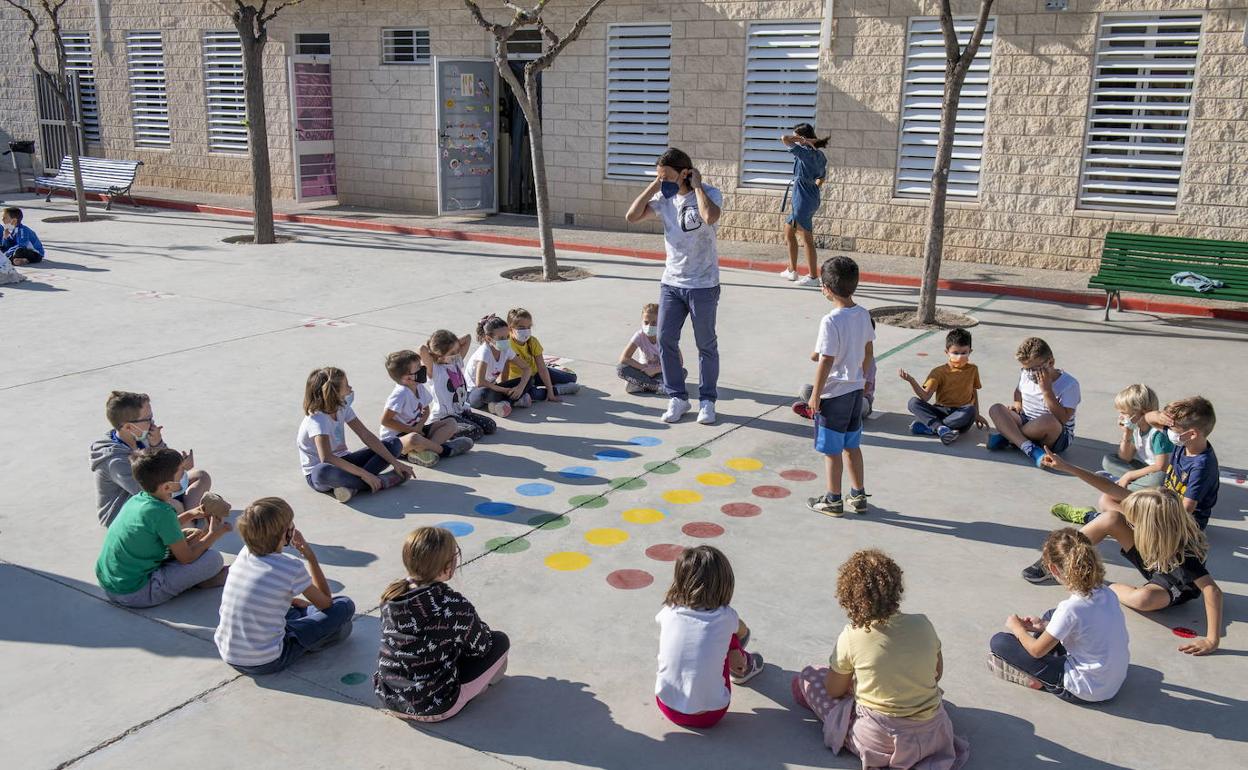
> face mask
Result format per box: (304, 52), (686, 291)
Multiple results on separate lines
(415, 366), (427, 384)
(660, 180), (679, 199)
(514, 329), (532, 343)
(491, 338), (509, 352)
(129, 426), (150, 445)
(343, 392), (354, 407)
(642, 324), (657, 336)
(1167, 428), (1185, 446)
(178, 472), (190, 496)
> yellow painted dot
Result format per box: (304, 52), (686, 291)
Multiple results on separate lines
(584, 527), (630, 546)
(622, 508), (666, 524)
(726, 457), (764, 471)
(545, 552), (592, 571)
(697, 472), (736, 487)
(663, 489), (703, 504)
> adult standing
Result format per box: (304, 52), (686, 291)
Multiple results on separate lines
(625, 148), (723, 425)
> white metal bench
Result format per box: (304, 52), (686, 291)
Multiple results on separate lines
(34, 157), (143, 210)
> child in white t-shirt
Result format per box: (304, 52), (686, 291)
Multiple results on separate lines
(655, 546), (762, 728)
(379, 350), (473, 468)
(424, 330), (496, 441)
(987, 337), (1081, 468)
(467, 314), (533, 418)
(296, 366), (413, 503)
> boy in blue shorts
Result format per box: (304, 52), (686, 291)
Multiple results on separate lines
(806, 256), (875, 517)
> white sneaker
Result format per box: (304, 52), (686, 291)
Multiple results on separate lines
(779, 268), (798, 282)
(798, 274), (819, 286)
(661, 397), (691, 423)
(697, 400), (716, 425)
(488, 401), (512, 418)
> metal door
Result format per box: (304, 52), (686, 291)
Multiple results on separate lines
(34, 71), (84, 173)
(289, 34), (337, 200)
(434, 58), (498, 214)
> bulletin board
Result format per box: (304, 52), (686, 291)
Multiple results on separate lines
(434, 58), (499, 215)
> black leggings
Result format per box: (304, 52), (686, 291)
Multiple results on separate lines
(457, 631), (510, 683)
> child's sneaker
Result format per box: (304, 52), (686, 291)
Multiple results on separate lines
(986, 433), (1011, 451)
(1050, 502), (1094, 525)
(731, 652), (765, 685)
(488, 401), (512, 418)
(554, 383), (580, 396)
(847, 491), (870, 514)
(378, 471), (405, 490)
(986, 654), (1044, 690)
(516, 394), (533, 409)
(1021, 559), (1054, 585)
(441, 436), (474, 458)
(779, 268), (798, 282)
(807, 493), (844, 517)
(793, 400), (814, 420)
(332, 487), (355, 503)
(625, 381), (645, 395)
(937, 426), (958, 445)
(910, 420), (934, 436)
(405, 449), (440, 468)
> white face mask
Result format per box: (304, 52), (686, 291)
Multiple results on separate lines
(1167, 428), (1185, 446)
(514, 329), (532, 343)
(642, 324), (657, 336)
(491, 338), (509, 352)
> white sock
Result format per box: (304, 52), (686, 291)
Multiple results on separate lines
(1020, 440), (1036, 455)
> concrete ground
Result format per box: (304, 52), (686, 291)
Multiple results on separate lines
(2, 195), (1246, 769)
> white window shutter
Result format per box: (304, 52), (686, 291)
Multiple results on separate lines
(203, 31), (248, 154)
(895, 17), (995, 200)
(1079, 14), (1202, 211)
(63, 32), (100, 142)
(741, 21), (821, 187)
(507, 29), (543, 61)
(126, 31), (170, 148)
(606, 24), (671, 179)
(383, 29), (431, 65)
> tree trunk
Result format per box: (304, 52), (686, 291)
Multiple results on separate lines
(237, 14), (275, 245)
(522, 71), (558, 280)
(916, 63), (967, 325)
(56, 82), (88, 222)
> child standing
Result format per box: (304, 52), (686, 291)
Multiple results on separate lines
(990, 528), (1130, 701)
(987, 337), (1081, 467)
(506, 307), (579, 401)
(215, 497), (355, 674)
(375, 527), (509, 722)
(467, 315), (533, 418)
(2, 207), (45, 265)
(379, 350), (472, 468)
(794, 550), (968, 768)
(296, 366), (413, 503)
(424, 330), (497, 440)
(778, 124), (828, 286)
(806, 256), (875, 517)
(899, 328), (987, 445)
(1102, 384), (1172, 490)
(655, 546), (763, 728)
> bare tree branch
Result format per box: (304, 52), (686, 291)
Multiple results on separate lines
(937, 0), (959, 67)
(533, 0), (607, 71)
(959, 0), (994, 69)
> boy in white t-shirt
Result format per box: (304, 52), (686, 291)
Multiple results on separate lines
(379, 350), (473, 468)
(987, 337), (1081, 468)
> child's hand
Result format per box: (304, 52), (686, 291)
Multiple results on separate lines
(974, 414), (989, 430)
(1005, 614), (1026, 634)
(149, 423), (164, 446)
(645, 365), (662, 377)
(508, 385), (525, 400)
(1021, 616), (1047, 633)
(807, 392), (821, 417)
(392, 462), (415, 481)
(1179, 636), (1218, 656)
(1040, 447), (1069, 472)
(548, 390), (562, 403)
(897, 368), (912, 382)
(361, 472), (383, 492)
(809, 351), (819, 362)
(1010, 401), (1024, 415)
(290, 528), (314, 558)
(208, 516), (232, 536)
(1148, 409), (1175, 428)
(181, 449), (195, 470)
(1036, 366), (1057, 392)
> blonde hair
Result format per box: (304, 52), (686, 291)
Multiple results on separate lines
(664, 545), (734, 611)
(1042, 529), (1104, 596)
(303, 366), (348, 416)
(237, 497), (295, 556)
(380, 527), (460, 602)
(1114, 384), (1159, 417)
(642, 303), (658, 317)
(1122, 488), (1208, 573)
(507, 307), (532, 325)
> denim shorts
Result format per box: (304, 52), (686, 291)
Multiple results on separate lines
(814, 390), (864, 455)
(1020, 412), (1073, 453)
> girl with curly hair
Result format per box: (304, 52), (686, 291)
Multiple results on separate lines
(794, 549), (968, 768)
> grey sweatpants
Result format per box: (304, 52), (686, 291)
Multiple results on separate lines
(105, 549), (225, 608)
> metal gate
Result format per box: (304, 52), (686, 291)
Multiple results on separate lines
(34, 71), (85, 174)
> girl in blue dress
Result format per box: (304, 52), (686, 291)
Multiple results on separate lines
(780, 124), (829, 286)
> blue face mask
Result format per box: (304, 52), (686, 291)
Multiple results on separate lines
(178, 472), (190, 497)
(660, 181), (679, 199)
(344, 391), (355, 407)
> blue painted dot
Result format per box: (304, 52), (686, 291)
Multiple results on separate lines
(474, 501), (517, 517)
(595, 448), (636, 462)
(560, 466), (597, 479)
(436, 521), (475, 537)
(628, 436), (663, 447)
(516, 482), (556, 497)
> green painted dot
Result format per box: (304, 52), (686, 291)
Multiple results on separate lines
(645, 461), (681, 475)
(340, 672), (368, 685)
(486, 536), (530, 553)
(677, 446), (712, 459)
(527, 513), (569, 530)
(610, 476), (647, 491)
(570, 494), (608, 509)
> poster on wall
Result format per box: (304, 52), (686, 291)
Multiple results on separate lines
(435, 58), (498, 215)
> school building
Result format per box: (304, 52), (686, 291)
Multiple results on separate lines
(1, 1), (1245, 271)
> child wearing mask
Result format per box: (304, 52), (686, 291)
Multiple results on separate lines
(506, 307), (579, 402)
(899, 328), (987, 445)
(467, 315), (533, 418)
(379, 349), (473, 467)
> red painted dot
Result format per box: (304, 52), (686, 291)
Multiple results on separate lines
(916, 352), (928, 357)
(646, 544), (686, 561)
(780, 469), (817, 482)
(752, 485), (791, 499)
(682, 521), (725, 538)
(722, 502), (762, 518)
(1172, 626), (1197, 639)
(607, 569), (654, 590)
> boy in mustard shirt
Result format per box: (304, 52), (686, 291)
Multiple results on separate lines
(898, 328), (987, 445)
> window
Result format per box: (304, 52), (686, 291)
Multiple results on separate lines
(203, 31), (248, 153)
(507, 28), (543, 61)
(605, 24), (671, 179)
(62, 32), (99, 142)
(740, 21), (821, 187)
(895, 17), (996, 199)
(295, 32), (331, 56)
(382, 29), (430, 64)
(1079, 14), (1202, 211)
(126, 31), (170, 148)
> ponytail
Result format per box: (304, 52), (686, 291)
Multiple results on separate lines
(794, 122), (830, 149)
(476, 314), (506, 343)
(379, 527), (460, 604)
(1042, 528), (1105, 596)
(380, 577), (413, 603)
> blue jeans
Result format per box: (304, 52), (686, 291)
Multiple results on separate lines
(529, 367), (577, 401)
(989, 609), (1079, 701)
(232, 596), (356, 675)
(306, 439), (402, 493)
(658, 283), (720, 402)
(908, 399), (976, 431)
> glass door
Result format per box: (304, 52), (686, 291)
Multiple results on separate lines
(290, 33), (336, 200)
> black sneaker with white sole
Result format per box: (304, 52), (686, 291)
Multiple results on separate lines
(1021, 559), (1054, 584)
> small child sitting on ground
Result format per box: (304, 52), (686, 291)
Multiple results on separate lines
(375, 527), (509, 721)
(424, 330), (497, 440)
(379, 349), (472, 468)
(506, 307), (579, 401)
(899, 328), (987, 445)
(618, 303), (673, 394)
(95, 448), (231, 608)
(296, 366), (413, 503)
(794, 549), (968, 767)
(2, 206), (45, 265)
(989, 528), (1129, 701)
(467, 314), (533, 418)
(655, 545), (763, 728)
(1102, 384), (1172, 490)
(215, 497), (355, 674)
(987, 337), (1081, 467)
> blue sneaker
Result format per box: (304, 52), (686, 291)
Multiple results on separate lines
(986, 433), (1011, 451)
(909, 420), (934, 436)
(1029, 446), (1047, 468)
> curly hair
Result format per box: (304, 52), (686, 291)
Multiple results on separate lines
(836, 549), (903, 631)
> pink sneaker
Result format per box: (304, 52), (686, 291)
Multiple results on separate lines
(792, 401), (813, 420)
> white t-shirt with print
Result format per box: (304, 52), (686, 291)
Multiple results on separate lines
(429, 357), (471, 420)
(379, 382), (432, 441)
(296, 405), (356, 475)
(815, 304), (876, 400)
(654, 604), (739, 714)
(467, 343), (517, 384)
(1046, 587), (1130, 702)
(648, 184), (723, 290)
(1019, 370), (1080, 433)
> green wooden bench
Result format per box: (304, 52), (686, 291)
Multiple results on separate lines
(1089, 231), (1248, 319)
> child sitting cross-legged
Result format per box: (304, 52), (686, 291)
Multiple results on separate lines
(379, 349), (473, 468)
(1101, 384), (1173, 491)
(618, 302), (682, 395)
(794, 549), (968, 767)
(424, 330), (497, 441)
(506, 307), (579, 401)
(986, 336), (1081, 467)
(2, 206), (45, 265)
(215, 497), (355, 674)
(467, 314), (533, 418)
(899, 327), (987, 445)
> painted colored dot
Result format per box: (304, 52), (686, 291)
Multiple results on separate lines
(436, 521), (475, 537)
(516, 482), (555, 497)
(545, 551), (592, 571)
(677, 446), (712, 459)
(486, 536), (530, 554)
(752, 485), (791, 499)
(340, 672), (368, 685)
(595, 448), (636, 462)
(726, 457), (764, 471)
(722, 502), (761, 518)
(622, 508), (665, 524)
(916, 352), (928, 357)
(663, 489), (703, 504)
(1172, 626), (1198, 639)
(607, 569), (655, 590)
(609, 476), (647, 491)
(682, 521), (725, 538)
(570, 494), (608, 509)
(645, 543), (686, 561)
(474, 501), (517, 517)
(527, 512), (569, 530)
(560, 466), (597, 479)
(780, 469), (818, 482)
(645, 460), (681, 475)
(629, 436), (663, 447)
(585, 527), (630, 546)
(697, 472), (736, 487)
